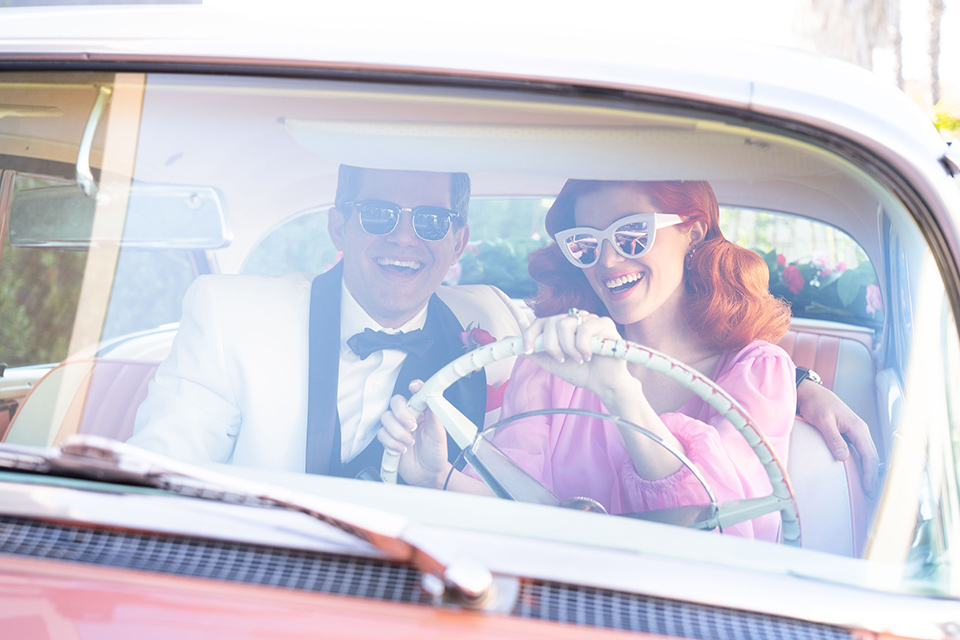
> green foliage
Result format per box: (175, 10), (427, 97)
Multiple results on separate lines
(454, 197), (551, 299)
(0, 237), (86, 366)
(465, 197), (551, 243)
(0, 176), (85, 366)
(101, 250), (197, 340)
(242, 210), (340, 277)
(457, 236), (548, 299)
(932, 101), (960, 139)
(0, 174), (197, 367)
(757, 248), (882, 329)
(0, 239), (196, 367)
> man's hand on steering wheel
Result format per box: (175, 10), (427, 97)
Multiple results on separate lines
(378, 380), (452, 489)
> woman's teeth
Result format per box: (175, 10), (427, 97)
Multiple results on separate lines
(604, 272), (643, 292)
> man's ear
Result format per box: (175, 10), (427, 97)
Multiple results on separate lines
(451, 225), (470, 262)
(328, 206), (346, 251)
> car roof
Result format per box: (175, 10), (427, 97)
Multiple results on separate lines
(0, 4), (948, 157)
(2, 2), (959, 281)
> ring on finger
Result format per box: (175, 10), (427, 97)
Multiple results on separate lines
(567, 307), (584, 327)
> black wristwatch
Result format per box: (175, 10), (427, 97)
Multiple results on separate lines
(796, 366), (822, 387)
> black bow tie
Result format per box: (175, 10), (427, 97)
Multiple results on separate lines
(347, 327), (434, 360)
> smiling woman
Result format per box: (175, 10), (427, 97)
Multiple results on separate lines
(0, 15), (958, 638)
(379, 178), (797, 542)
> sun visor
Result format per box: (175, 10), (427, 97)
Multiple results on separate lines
(280, 117), (835, 182)
(8, 182), (232, 250)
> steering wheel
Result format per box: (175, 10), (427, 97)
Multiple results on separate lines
(460, 406), (724, 528)
(380, 335), (801, 546)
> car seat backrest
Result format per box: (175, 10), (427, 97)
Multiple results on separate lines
(778, 325), (880, 435)
(786, 418), (870, 555)
(4, 358), (159, 447)
(778, 322), (878, 556)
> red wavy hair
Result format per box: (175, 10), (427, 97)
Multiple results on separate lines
(528, 180), (791, 350)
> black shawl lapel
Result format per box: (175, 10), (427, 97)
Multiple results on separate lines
(397, 293), (487, 432)
(338, 292), (488, 479)
(305, 263), (344, 475)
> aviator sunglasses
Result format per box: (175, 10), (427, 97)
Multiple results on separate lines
(344, 199), (461, 242)
(557, 212), (684, 268)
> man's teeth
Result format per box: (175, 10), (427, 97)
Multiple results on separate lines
(604, 272), (643, 289)
(378, 257), (422, 270)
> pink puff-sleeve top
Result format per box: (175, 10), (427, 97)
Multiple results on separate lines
(478, 340), (796, 542)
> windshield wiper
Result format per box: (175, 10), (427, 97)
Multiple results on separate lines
(0, 435), (512, 610)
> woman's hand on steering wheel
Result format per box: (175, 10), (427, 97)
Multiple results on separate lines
(523, 310), (640, 406)
(377, 380), (452, 489)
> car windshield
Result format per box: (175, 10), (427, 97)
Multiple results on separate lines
(0, 71), (957, 599)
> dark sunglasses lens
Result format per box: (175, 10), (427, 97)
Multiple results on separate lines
(563, 233), (600, 265)
(357, 202), (399, 235)
(412, 207), (453, 241)
(614, 221), (650, 256)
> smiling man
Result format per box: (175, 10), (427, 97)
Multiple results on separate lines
(128, 165), (527, 477)
(331, 167), (469, 328)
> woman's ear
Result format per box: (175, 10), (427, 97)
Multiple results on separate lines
(687, 219), (708, 247)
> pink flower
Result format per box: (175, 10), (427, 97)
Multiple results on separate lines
(834, 262), (847, 273)
(865, 284), (883, 315)
(776, 253), (786, 266)
(821, 268), (833, 276)
(783, 264), (805, 294)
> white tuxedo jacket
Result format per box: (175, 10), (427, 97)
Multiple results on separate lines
(128, 269), (528, 473)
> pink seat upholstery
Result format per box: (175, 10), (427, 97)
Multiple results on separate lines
(73, 359), (159, 441)
(778, 323), (878, 556)
(0, 399), (17, 442)
(5, 359), (159, 446)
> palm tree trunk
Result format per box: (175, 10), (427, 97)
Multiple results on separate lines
(929, 0), (944, 105)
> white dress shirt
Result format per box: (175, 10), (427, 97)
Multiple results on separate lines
(337, 283), (428, 463)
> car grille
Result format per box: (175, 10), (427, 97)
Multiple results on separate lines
(0, 515), (851, 640)
(516, 581), (852, 639)
(0, 514), (431, 605)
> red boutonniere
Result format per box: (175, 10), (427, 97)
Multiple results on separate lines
(460, 323), (496, 352)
